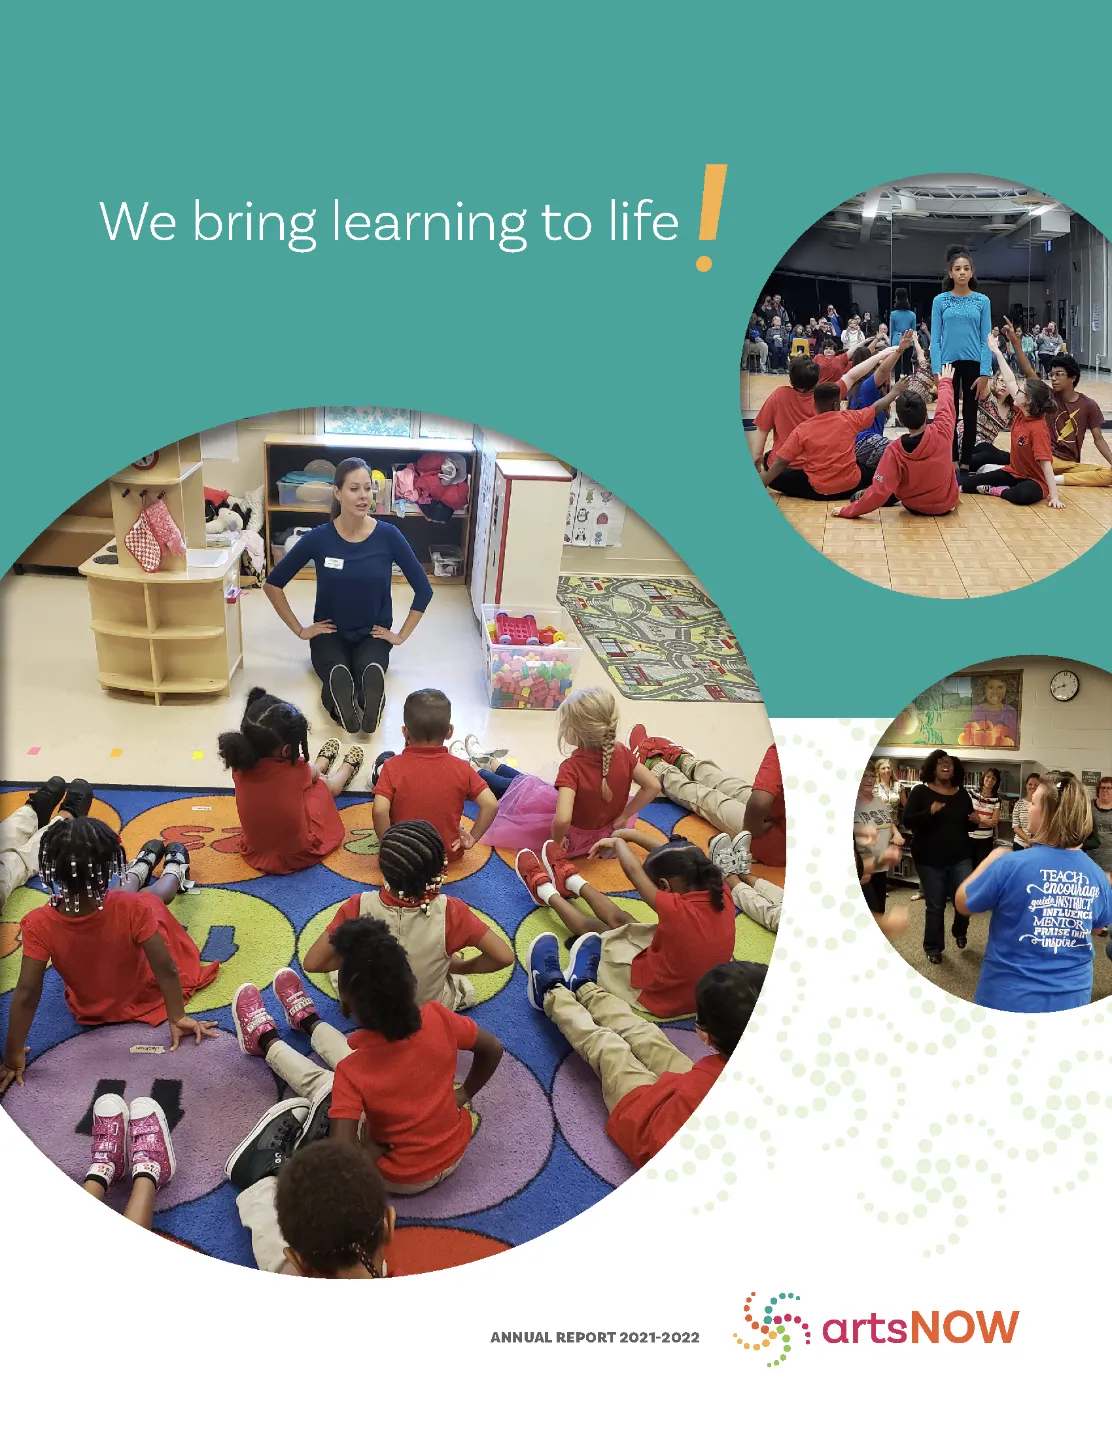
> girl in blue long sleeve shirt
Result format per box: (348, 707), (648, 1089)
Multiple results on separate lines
(930, 246), (992, 473)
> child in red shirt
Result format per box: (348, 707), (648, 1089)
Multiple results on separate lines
(763, 379), (907, 500)
(832, 364), (960, 519)
(1, 818), (220, 1093)
(526, 946), (764, 1168)
(968, 342), (1064, 509)
(302, 819), (513, 1009)
(516, 831), (736, 1019)
(481, 687), (661, 857)
(372, 689), (498, 862)
(748, 349), (891, 473)
(219, 686), (361, 874)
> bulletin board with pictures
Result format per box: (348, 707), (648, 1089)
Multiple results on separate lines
(881, 670), (1024, 751)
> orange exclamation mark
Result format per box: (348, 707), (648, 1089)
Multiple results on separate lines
(697, 163), (727, 272)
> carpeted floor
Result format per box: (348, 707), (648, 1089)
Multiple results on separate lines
(0, 784), (778, 1274)
(556, 575), (760, 702)
(879, 884), (1112, 1004)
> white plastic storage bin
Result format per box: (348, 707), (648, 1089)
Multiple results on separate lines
(430, 544), (464, 578)
(481, 604), (582, 710)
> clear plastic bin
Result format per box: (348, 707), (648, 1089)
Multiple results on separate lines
(430, 544), (464, 578)
(481, 604), (582, 711)
(277, 475), (333, 507)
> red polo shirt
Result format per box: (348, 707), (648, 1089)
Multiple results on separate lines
(606, 1053), (727, 1168)
(374, 745), (488, 856)
(631, 884), (736, 1017)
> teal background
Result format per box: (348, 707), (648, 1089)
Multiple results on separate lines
(7, 0), (1111, 717)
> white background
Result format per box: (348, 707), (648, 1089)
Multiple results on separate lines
(3, 716), (1108, 1434)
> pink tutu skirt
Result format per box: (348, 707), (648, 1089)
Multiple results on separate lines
(483, 773), (614, 857)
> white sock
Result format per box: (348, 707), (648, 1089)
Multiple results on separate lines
(565, 873), (586, 896)
(536, 882), (557, 904)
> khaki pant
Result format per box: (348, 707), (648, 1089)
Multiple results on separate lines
(327, 969), (475, 1011)
(235, 1023), (462, 1271)
(544, 981), (692, 1113)
(732, 877), (783, 932)
(0, 806), (50, 913)
(653, 755), (752, 839)
(1053, 457), (1112, 487)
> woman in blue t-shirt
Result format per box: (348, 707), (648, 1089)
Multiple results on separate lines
(956, 772), (1112, 1014)
(889, 289), (917, 379)
(930, 246), (993, 477)
(264, 459), (434, 735)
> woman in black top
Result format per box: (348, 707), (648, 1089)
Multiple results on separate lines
(902, 749), (974, 964)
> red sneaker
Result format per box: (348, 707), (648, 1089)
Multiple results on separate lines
(233, 983), (278, 1056)
(515, 849), (551, 904)
(627, 725), (686, 767)
(542, 840), (581, 899)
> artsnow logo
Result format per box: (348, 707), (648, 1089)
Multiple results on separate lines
(736, 1288), (1019, 1371)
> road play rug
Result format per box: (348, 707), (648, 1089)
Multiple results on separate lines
(0, 783), (778, 1275)
(556, 575), (760, 702)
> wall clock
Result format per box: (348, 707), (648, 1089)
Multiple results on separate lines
(1050, 669), (1080, 702)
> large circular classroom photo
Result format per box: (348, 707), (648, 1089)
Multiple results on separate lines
(855, 655), (1112, 1013)
(741, 175), (1112, 598)
(1, 406), (783, 1277)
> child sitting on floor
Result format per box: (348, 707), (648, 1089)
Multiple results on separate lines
(832, 363), (960, 519)
(762, 377), (908, 501)
(218, 686), (362, 875)
(516, 830), (735, 1019)
(1, 819), (220, 1093)
(302, 818), (514, 1008)
(233, 918), (503, 1195)
(956, 772), (1112, 1013)
(0, 776), (90, 913)
(962, 338), (1064, 509)
(372, 689), (499, 861)
(481, 687), (661, 857)
(527, 942), (764, 1168)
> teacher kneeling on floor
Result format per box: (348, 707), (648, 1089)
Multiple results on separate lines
(263, 457), (433, 735)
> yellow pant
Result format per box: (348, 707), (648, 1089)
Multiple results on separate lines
(1052, 458), (1112, 487)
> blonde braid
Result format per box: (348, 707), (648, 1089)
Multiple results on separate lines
(599, 733), (615, 804)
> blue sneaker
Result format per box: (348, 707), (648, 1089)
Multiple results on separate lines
(526, 932), (568, 1011)
(567, 932), (602, 992)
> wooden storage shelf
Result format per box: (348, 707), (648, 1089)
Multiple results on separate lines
(80, 538), (244, 704)
(262, 432), (475, 588)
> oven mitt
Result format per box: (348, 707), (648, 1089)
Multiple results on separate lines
(124, 505), (163, 572)
(145, 497), (187, 555)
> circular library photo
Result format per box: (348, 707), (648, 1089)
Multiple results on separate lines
(855, 655), (1112, 1014)
(741, 174), (1112, 598)
(1, 405), (782, 1277)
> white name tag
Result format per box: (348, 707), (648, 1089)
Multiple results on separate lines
(323, 556), (344, 570)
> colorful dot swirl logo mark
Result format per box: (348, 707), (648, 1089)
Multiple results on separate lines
(733, 1290), (811, 1369)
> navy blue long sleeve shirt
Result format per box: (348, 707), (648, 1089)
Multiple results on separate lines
(267, 520), (433, 642)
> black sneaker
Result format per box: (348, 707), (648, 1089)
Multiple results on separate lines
(370, 750), (396, 788)
(925, 952), (943, 965)
(954, 934), (968, 951)
(26, 776), (65, 828)
(127, 838), (166, 887)
(161, 841), (191, 888)
(359, 662), (387, 734)
(60, 779), (94, 819)
(224, 1098), (310, 1190)
(329, 665), (361, 733)
(295, 1084), (334, 1151)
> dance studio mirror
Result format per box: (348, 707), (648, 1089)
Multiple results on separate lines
(1, 406), (785, 1275)
(856, 654), (1112, 1014)
(742, 175), (1112, 598)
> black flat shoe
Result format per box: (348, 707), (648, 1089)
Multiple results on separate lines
(60, 778), (94, 819)
(26, 776), (66, 828)
(925, 952), (943, 965)
(359, 662), (387, 734)
(329, 666), (361, 733)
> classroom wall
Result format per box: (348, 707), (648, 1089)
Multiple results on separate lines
(964, 658), (1112, 778)
(561, 507), (691, 578)
(199, 410), (312, 497)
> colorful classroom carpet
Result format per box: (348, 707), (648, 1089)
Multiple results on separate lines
(556, 575), (760, 702)
(0, 784), (778, 1275)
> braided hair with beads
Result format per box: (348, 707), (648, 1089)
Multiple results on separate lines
(217, 686), (311, 772)
(378, 820), (446, 913)
(557, 686), (620, 805)
(39, 817), (128, 914)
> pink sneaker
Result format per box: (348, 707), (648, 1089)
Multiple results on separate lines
(128, 1097), (176, 1190)
(233, 982), (278, 1056)
(86, 1092), (129, 1189)
(273, 967), (319, 1028)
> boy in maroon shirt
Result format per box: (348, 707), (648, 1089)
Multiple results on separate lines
(373, 689), (499, 860)
(1001, 321), (1112, 485)
(832, 363), (960, 519)
(526, 943), (765, 1169)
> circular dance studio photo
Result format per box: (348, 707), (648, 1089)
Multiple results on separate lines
(741, 175), (1112, 598)
(0, 406), (785, 1276)
(854, 655), (1112, 1014)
